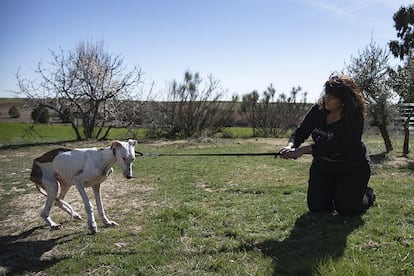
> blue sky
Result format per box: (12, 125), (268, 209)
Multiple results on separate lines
(0, 0), (412, 102)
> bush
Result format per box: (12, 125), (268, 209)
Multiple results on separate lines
(8, 106), (20, 118)
(241, 85), (309, 137)
(31, 105), (50, 124)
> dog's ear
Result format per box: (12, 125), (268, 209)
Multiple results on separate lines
(128, 139), (137, 147)
(111, 141), (122, 149)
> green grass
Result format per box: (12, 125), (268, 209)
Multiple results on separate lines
(0, 136), (413, 275)
(220, 127), (254, 138)
(0, 123), (78, 145)
(0, 122), (147, 146)
(0, 122), (259, 146)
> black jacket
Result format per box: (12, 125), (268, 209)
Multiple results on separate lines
(289, 105), (369, 166)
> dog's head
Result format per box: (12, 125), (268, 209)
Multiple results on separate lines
(111, 139), (137, 179)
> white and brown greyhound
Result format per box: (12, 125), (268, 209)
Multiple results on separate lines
(30, 139), (137, 234)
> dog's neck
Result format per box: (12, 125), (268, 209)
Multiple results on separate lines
(100, 147), (118, 174)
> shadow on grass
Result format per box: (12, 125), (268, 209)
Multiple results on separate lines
(369, 152), (388, 164)
(369, 152), (414, 172)
(0, 226), (77, 275)
(242, 212), (364, 275)
(407, 160), (414, 172)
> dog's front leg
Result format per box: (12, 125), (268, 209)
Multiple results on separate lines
(74, 180), (98, 234)
(92, 183), (118, 227)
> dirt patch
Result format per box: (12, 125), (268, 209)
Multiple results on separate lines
(369, 152), (414, 169)
(193, 178), (213, 193)
(0, 172), (158, 236)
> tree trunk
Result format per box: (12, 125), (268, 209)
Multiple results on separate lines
(378, 124), (393, 152)
(403, 117), (410, 155)
(83, 124), (92, 139)
(70, 121), (83, 141)
(100, 125), (113, 141)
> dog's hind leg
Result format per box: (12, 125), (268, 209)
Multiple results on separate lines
(54, 177), (83, 221)
(40, 178), (62, 230)
(55, 199), (83, 221)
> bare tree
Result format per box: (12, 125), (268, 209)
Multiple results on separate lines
(241, 90), (260, 133)
(16, 40), (142, 140)
(346, 40), (395, 152)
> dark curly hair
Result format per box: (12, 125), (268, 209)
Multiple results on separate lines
(318, 73), (366, 127)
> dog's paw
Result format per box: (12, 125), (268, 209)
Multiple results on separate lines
(50, 224), (63, 230)
(104, 220), (119, 227)
(73, 213), (83, 221)
(88, 221), (98, 234)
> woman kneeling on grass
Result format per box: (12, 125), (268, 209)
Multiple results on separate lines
(279, 73), (375, 216)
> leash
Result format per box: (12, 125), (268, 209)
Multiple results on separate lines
(136, 151), (281, 157)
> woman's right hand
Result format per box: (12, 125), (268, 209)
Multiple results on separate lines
(278, 146), (291, 156)
(278, 143), (293, 158)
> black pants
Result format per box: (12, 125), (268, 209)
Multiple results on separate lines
(307, 160), (371, 216)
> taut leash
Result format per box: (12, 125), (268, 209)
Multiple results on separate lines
(135, 152), (281, 157)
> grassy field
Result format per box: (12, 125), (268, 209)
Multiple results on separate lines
(0, 122), (151, 146)
(0, 133), (413, 275)
(0, 122), (254, 147)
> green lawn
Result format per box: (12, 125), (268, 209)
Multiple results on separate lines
(0, 122), (147, 146)
(0, 123), (78, 145)
(0, 122), (261, 148)
(0, 136), (413, 275)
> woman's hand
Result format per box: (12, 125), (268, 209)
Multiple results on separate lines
(279, 145), (312, 159)
(278, 145), (292, 156)
(280, 147), (303, 159)
(278, 143), (293, 156)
